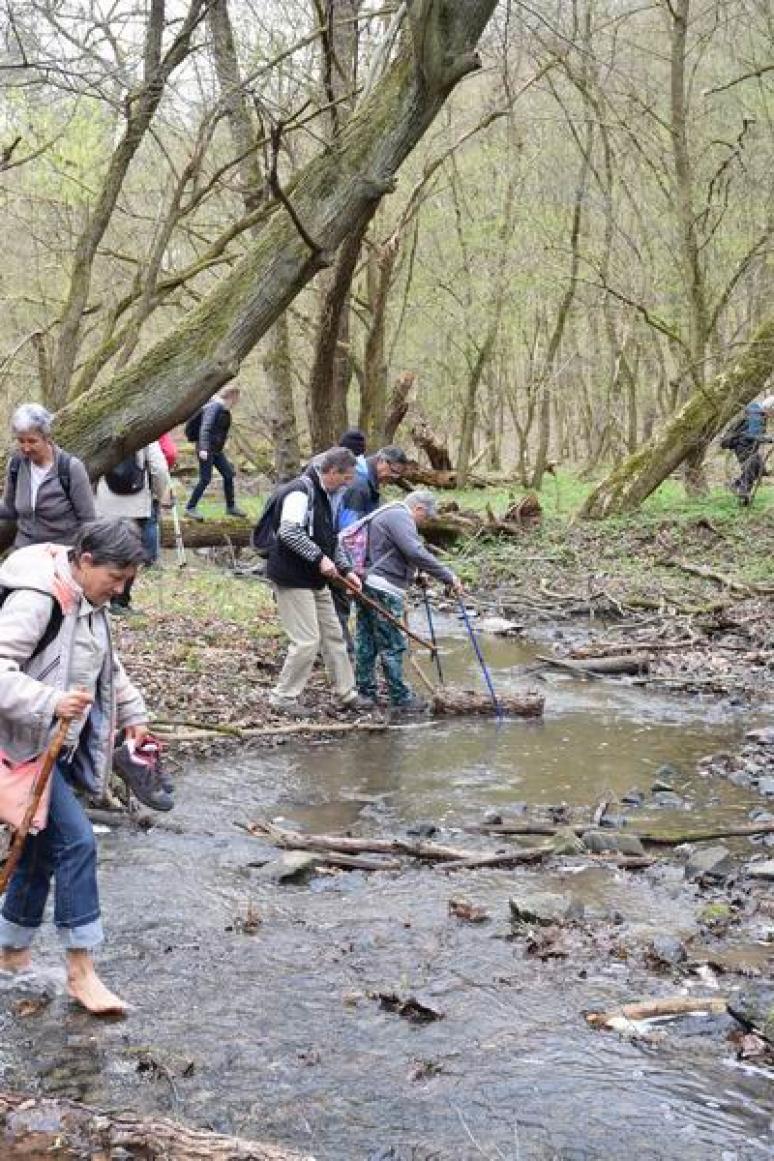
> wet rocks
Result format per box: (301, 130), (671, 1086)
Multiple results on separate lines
(727, 986), (774, 1044)
(685, 844), (734, 883)
(251, 851), (319, 882)
(646, 934), (688, 968)
(746, 859), (774, 881)
(509, 890), (584, 928)
(581, 830), (645, 857)
(698, 730), (774, 800)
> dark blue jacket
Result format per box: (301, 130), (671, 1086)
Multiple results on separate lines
(337, 457), (379, 530)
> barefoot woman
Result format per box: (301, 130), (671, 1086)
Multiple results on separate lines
(0, 519), (149, 1014)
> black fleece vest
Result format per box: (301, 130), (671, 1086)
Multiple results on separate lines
(267, 470), (336, 589)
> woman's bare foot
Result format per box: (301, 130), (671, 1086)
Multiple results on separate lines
(66, 949), (127, 1016)
(0, 947), (31, 972)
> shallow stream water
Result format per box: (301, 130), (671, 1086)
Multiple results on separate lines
(1, 614), (772, 1159)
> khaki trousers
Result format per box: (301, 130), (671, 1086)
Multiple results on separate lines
(272, 586), (355, 701)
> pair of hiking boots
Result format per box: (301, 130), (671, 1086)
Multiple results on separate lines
(113, 735), (174, 812)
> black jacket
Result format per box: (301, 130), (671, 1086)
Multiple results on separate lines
(267, 469), (344, 589)
(198, 400), (232, 454)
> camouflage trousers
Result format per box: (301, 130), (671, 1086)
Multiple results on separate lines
(355, 585), (412, 705)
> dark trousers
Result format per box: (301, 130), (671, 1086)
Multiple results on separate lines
(733, 442), (763, 498)
(187, 451), (235, 509)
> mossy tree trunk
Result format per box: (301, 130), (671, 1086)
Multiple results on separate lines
(50, 1), (498, 480)
(578, 312), (774, 519)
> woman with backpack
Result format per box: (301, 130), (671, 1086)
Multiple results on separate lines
(95, 442), (171, 613)
(0, 403), (95, 548)
(0, 519), (152, 1015)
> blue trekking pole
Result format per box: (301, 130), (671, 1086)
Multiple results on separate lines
(456, 595), (502, 719)
(421, 588), (445, 686)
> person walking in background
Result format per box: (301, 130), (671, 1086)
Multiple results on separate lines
(267, 447), (372, 715)
(0, 519), (151, 1015)
(0, 403), (95, 548)
(355, 490), (463, 713)
(722, 395), (774, 504)
(184, 386), (246, 520)
(95, 442), (171, 614)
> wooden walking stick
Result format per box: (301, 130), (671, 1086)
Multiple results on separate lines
(0, 717), (71, 896)
(335, 575), (437, 654)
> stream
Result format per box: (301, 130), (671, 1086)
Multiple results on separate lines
(1, 614), (772, 1159)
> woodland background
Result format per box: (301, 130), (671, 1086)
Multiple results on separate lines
(1, 1), (773, 514)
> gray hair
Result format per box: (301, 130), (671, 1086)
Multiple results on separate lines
(759, 395), (774, 411)
(376, 444), (408, 465)
(11, 403), (53, 438)
(70, 519), (147, 567)
(405, 489), (438, 516)
(320, 446), (357, 473)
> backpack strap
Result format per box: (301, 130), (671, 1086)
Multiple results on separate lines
(56, 451), (72, 502)
(0, 588), (64, 661)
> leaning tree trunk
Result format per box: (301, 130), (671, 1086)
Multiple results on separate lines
(578, 311), (774, 518)
(46, 2), (499, 483)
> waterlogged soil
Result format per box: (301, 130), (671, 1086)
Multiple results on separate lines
(1, 620), (773, 1160)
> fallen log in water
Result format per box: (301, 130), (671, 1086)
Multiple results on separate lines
(469, 819), (774, 843)
(0, 1091), (314, 1160)
(535, 653), (649, 677)
(247, 819), (474, 862)
(585, 996), (728, 1030)
(431, 689), (544, 717)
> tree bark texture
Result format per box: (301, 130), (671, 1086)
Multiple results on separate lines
(0, 1090), (314, 1160)
(579, 311), (774, 517)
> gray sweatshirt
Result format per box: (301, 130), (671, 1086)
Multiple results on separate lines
(0, 447), (96, 548)
(366, 503), (455, 592)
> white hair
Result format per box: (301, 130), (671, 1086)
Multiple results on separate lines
(759, 395), (774, 411)
(11, 403), (53, 437)
(405, 489), (437, 516)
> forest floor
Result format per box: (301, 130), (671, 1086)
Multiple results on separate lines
(116, 476), (774, 749)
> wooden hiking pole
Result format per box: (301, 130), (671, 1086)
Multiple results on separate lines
(404, 609), (437, 696)
(0, 717), (71, 895)
(335, 575), (437, 654)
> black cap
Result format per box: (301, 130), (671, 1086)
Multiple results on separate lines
(339, 429), (366, 456)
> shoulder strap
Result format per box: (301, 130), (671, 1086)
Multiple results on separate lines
(56, 451), (72, 501)
(8, 452), (22, 497)
(0, 588), (63, 661)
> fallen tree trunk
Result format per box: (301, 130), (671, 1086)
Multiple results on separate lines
(0, 1091), (314, 1160)
(247, 819), (475, 862)
(469, 820), (774, 843)
(401, 461), (487, 489)
(431, 689), (545, 717)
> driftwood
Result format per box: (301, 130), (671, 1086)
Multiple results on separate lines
(431, 689), (544, 717)
(0, 1091), (314, 1160)
(535, 653), (649, 677)
(247, 819), (474, 862)
(585, 996), (728, 1030)
(469, 819), (774, 843)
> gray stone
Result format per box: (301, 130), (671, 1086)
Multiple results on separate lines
(746, 859), (774, 881)
(685, 844), (734, 882)
(621, 789), (644, 806)
(745, 727), (774, 745)
(482, 808), (503, 825)
(756, 777), (774, 797)
(598, 812), (629, 830)
(727, 986), (774, 1044)
(406, 821), (437, 838)
(509, 890), (584, 927)
(581, 829), (645, 857)
(651, 791), (685, 809)
(251, 851), (319, 882)
(648, 935), (687, 966)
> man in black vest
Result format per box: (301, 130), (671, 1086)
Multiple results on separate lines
(267, 447), (372, 714)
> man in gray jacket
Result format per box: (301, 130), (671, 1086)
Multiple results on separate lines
(355, 490), (463, 712)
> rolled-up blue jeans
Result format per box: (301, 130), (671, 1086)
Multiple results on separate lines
(0, 759), (103, 951)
